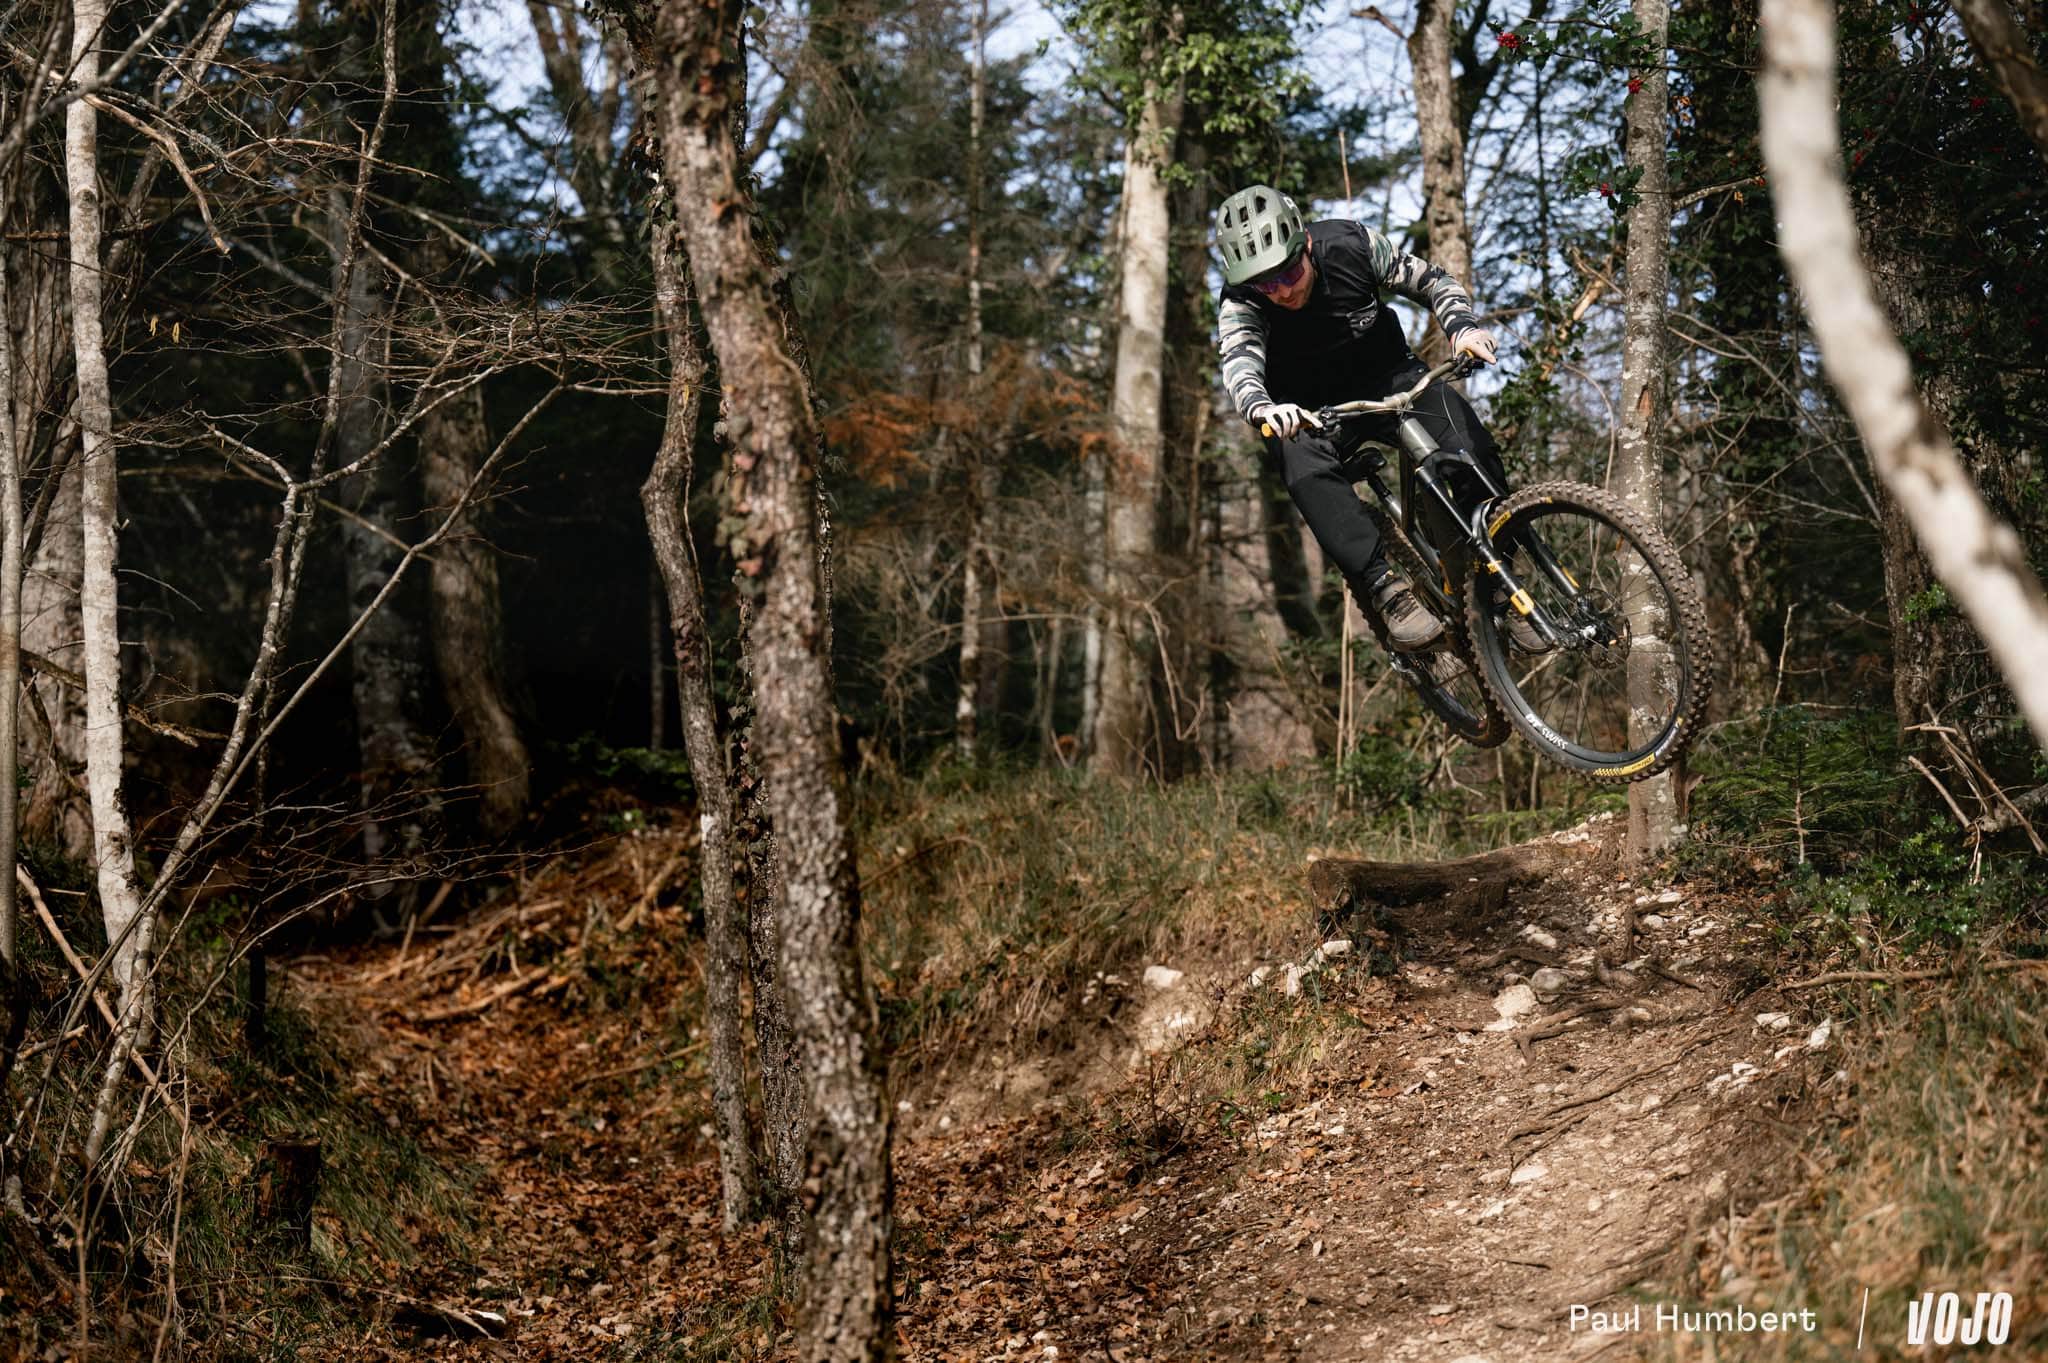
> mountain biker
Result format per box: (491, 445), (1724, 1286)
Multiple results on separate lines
(1213, 184), (1513, 652)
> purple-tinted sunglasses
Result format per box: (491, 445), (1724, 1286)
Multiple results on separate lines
(1251, 251), (1310, 295)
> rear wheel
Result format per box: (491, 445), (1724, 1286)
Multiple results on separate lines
(1464, 482), (1712, 781)
(1363, 514), (1509, 748)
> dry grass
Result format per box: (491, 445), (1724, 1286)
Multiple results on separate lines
(856, 766), (1447, 1080)
(1672, 965), (2048, 1361)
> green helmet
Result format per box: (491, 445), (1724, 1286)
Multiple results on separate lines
(1215, 185), (1307, 287)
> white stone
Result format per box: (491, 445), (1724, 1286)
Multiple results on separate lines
(1248, 965), (1271, 988)
(1641, 914), (1667, 929)
(1519, 925), (1559, 951)
(1493, 984), (1539, 1021)
(1320, 938), (1353, 957)
(1657, 889), (1684, 904)
(1509, 1160), (1547, 1185)
(1281, 964), (1305, 997)
(1755, 1012), (1793, 1032)
(1142, 965), (1184, 991)
(1806, 1019), (1832, 1050)
(1529, 967), (1569, 997)
(1689, 921), (1716, 937)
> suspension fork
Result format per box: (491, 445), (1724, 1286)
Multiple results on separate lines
(1394, 414), (1565, 645)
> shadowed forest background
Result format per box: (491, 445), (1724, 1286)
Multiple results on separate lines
(1, 0), (2046, 1356)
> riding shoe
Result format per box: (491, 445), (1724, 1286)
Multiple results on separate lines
(1366, 575), (1446, 652)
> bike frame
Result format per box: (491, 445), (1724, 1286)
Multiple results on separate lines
(1320, 361), (1574, 650)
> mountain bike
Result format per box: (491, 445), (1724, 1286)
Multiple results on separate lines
(1263, 355), (1713, 782)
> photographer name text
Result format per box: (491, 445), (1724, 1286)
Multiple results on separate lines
(1569, 1304), (1820, 1336)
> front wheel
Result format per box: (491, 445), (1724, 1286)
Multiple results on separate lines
(1465, 482), (1713, 782)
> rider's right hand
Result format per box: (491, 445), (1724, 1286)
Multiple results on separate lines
(1251, 402), (1323, 440)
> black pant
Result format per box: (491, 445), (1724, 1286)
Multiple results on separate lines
(1263, 378), (1505, 589)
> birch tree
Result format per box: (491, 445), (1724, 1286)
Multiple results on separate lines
(1759, 0), (2048, 754)
(1094, 68), (1181, 779)
(66, 0), (153, 1166)
(955, 0), (993, 758)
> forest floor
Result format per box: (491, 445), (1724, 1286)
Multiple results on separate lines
(276, 803), (1883, 1363)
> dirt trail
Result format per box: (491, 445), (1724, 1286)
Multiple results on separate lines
(297, 816), (1829, 1360)
(1083, 816), (1825, 1362)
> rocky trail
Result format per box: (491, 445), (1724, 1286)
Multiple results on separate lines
(297, 813), (1836, 1360)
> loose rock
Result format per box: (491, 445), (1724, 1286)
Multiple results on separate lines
(1142, 965), (1184, 991)
(1529, 967), (1569, 998)
(1493, 983), (1538, 1021)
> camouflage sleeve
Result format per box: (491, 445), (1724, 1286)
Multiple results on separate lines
(1362, 226), (1483, 340)
(1217, 296), (1273, 423)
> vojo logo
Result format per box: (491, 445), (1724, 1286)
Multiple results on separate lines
(1905, 1292), (2014, 1347)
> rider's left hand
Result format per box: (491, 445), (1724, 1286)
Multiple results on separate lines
(1454, 329), (1497, 365)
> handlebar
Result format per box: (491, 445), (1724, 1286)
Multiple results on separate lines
(1258, 353), (1482, 439)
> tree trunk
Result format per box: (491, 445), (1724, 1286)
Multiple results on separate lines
(335, 250), (435, 914)
(642, 211), (757, 1232)
(1408, 0), (1474, 363)
(1618, 0), (1682, 861)
(1759, 0), (2048, 754)
(5, 220), (83, 861)
(67, 0), (153, 1166)
(20, 455), (89, 861)
(739, 761), (806, 1245)
(644, 0), (891, 1352)
(1093, 81), (1181, 779)
(420, 355), (530, 839)
(1215, 446), (1316, 769)
(1159, 124), (1212, 778)
(1954, 0), (2048, 167)
(648, 563), (667, 750)
(955, 0), (990, 759)
(0, 201), (26, 1014)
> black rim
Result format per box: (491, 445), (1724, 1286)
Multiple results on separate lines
(1402, 645), (1496, 741)
(1479, 504), (1694, 774)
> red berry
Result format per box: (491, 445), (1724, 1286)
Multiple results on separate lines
(1598, 182), (1613, 196)
(1970, 96), (1988, 109)
(1497, 31), (1522, 48)
(1627, 77), (1643, 94)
